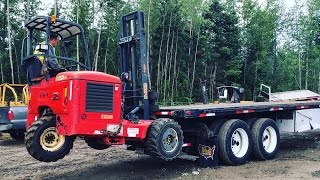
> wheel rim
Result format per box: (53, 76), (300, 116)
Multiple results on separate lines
(40, 127), (65, 152)
(231, 128), (249, 158)
(262, 126), (277, 153)
(162, 128), (179, 153)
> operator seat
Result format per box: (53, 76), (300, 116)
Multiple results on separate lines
(23, 55), (44, 85)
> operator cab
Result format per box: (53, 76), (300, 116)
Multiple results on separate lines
(21, 15), (91, 85)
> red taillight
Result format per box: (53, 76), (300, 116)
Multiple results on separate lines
(7, 109), (14, 120)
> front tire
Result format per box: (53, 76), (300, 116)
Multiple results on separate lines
(145, 118), (183, 160)
(252, 118), (279, 160)
(25, 116), (75, 162)
(218, 119), (252, 165)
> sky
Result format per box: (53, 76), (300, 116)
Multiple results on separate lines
(39, 0), (307, 16)
(278, 0), (297, 7)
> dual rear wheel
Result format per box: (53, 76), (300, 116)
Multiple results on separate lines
(217, 118), (279, 165)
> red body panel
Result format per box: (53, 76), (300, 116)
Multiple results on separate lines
(27, 71), (152, 142)
(120, 120), (152, 139)
(56, 71), (122, 83)
(58, 79), (122, 136)
(27, 77), (69, 128)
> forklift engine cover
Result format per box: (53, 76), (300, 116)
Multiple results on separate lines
(26, 71), (123, 136)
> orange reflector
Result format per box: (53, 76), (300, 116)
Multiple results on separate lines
(51, 15), (57, 23)
(64, 87), (68, 98)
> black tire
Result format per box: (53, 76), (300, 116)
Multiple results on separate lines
(145, 118), (183, 160)
(245, 118), (258, 129)
(218, 119), (252, 165)
(85, 138), (110, 150)
(252, 118), (279, 160)
(9, 131), (25, 141)
(209, 119), (227, 135)
(25, 116), (75, 162)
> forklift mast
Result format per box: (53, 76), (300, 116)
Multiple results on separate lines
(119, 11), (158, 120)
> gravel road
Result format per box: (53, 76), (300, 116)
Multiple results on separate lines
(1, 130), (320, 180)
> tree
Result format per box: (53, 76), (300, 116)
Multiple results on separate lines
(201, 0), (241, 100)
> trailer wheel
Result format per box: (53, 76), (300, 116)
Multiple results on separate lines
(85, 138), (110, 150)
(252, 118), (279, 160)
(218, 119), (252, 165)
(245, 118), (258, 129)
(9, 130), (25, 141)
(25, 116), (75, 162)
(209, 119), (227, 135)
(145, 118), (183, 160)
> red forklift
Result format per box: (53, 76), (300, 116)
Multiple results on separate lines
(22, 12), (320, 167)
(22, 12), (188, 164)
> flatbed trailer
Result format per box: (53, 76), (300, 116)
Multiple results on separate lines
(154, 101), (320, 166)
(159, 101), (320, 118)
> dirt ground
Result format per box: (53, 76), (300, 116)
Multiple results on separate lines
(1, 131), (320, 180)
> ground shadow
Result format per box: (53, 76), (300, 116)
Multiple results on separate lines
(45, 156), (201, 180)
(0, 139), (24, 146)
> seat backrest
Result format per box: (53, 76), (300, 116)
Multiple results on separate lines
(24, 56), (43, 83)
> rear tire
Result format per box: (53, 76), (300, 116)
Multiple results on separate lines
(85, 138), (110, 150)
(145, 118), (183, 160)
(252, 118), (279, 160)
(209, 119), (227, 135)
(25, 116), (75, 162)
(9, 131), (25, 141)
(218, 119), (252, 165)
(245, 118), (257, 129)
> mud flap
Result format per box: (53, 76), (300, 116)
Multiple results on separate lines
(196, 136), (218, 167)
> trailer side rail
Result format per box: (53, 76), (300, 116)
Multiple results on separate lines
(158, 101), (320, 118)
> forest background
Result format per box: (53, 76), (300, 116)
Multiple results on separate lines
(1, 0), (319, 105)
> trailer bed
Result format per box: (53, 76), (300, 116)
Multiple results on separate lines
(159, 101), (320, 118)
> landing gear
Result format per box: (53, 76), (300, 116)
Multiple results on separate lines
(145, 118), (183, 160)
(25, 116), (75, 162)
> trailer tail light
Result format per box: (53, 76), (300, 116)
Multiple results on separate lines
(296, 106), (309, 110)
(236, 109), (255, 114)
(182, 143), (192, 147)
(7, 109), (14, 120)
(156, 111), (175, 116)
(270, 107), (283, 111)
(199, 113), (216, 117)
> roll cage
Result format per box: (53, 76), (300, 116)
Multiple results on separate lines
(21, 16), (91, 85)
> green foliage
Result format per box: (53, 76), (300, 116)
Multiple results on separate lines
(200, 0), (241, 100)
(0, 0), (319, 103)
